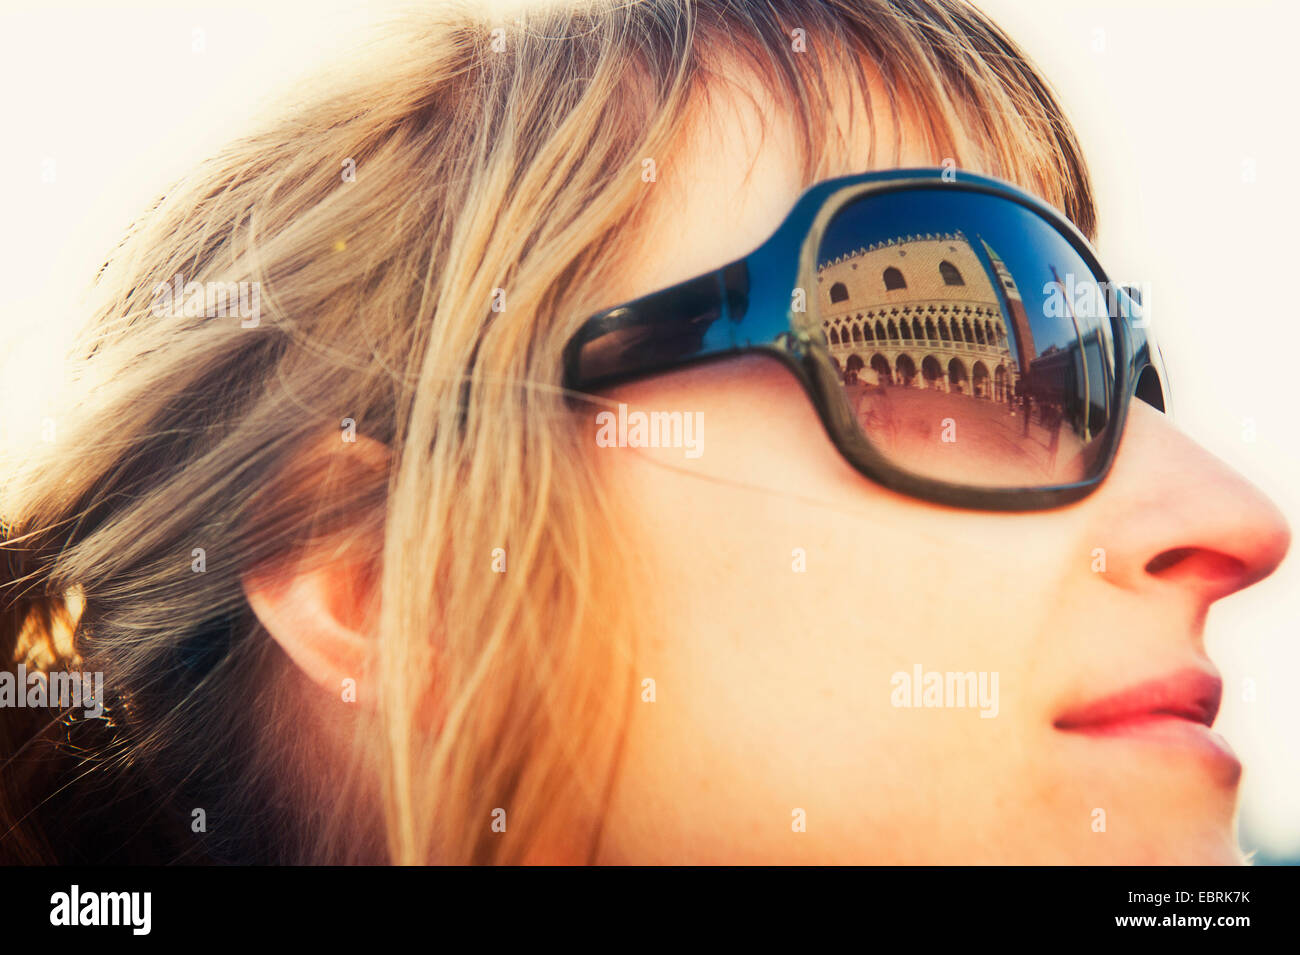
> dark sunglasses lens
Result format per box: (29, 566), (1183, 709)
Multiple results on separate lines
(816, 188), (1117, 490)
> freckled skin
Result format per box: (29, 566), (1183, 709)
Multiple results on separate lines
(584, 69), (1291, 864)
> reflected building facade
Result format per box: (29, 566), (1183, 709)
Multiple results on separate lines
(816, 230), (1031, 402)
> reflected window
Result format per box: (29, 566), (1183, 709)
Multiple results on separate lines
(939, 261), (965, 286)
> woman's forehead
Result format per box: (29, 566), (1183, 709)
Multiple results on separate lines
(611, 61), (955, 307)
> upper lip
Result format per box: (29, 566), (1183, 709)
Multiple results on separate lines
(1053, 667), (1223, 731)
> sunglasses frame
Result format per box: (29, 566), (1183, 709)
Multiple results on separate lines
(562, 167), (1169, 512)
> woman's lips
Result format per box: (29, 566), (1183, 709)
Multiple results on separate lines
(1054, 668), (1221, 731)
(1053, 668), (1240, 780)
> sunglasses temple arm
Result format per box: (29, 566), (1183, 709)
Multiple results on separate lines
(562, 259), (751, 391)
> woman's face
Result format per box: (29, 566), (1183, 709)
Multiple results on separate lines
(587, 73), (1291, 864)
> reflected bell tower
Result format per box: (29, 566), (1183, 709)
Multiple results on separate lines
(980, 239), (1036, 373)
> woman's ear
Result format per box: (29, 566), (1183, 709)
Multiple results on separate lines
(243, 555), (377, 696)
(241, 430), (389, 700)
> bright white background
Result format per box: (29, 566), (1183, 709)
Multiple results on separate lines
(1, 0), (1297, 860)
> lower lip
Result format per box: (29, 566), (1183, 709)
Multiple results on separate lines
(1059, 715), (1242, 780)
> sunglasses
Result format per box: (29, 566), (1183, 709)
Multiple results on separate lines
(562, 168), (1169, 511)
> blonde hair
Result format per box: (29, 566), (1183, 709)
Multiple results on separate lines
(1, 0), (1095, 864)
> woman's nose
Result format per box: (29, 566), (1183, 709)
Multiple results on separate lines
(1082, 399), (1291, 605)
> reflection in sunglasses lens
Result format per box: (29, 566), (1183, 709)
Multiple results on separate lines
(816, 190), (1115, 489)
